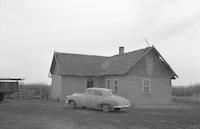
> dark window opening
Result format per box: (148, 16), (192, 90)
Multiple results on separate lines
(87, 79), (94, 88)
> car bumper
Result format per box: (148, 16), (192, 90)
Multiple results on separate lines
(65, 99), (70, 104)
(65, 98), (70, 104)
(113, 104), (131, 109)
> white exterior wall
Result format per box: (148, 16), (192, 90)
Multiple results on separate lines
(60, 76), (87, 101)
(51, 75), (105, 101)
(102, 75), (171, 106)
(94, 77), (104, 88)
(120, 75), (171, 105)
(51, 75), (62, 99)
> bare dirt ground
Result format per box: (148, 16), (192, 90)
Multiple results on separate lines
(0, 99), (200, 129)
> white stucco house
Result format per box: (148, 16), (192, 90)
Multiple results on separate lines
(49, 46), (178, 106)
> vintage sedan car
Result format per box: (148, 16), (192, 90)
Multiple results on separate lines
(65, 87), (131, 112)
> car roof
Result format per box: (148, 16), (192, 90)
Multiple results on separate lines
(86, 87), (111, 92)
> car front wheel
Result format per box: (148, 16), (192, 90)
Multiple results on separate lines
(68, 100), (76, 109)
(102, 104), (111, 112)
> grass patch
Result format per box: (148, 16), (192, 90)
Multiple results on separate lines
(0, 98), (200, 129)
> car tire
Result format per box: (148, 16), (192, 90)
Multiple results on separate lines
(102, 104), (111, 112)
(68, 100), (76, 109)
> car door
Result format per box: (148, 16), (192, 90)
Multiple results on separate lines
(90, 90), (103, 108)
(82, 89), (94, 108)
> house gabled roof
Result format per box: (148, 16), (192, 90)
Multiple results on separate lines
(49, 46), (178, 79)
(98, 47), (150, 75)
(50, 52), (108, 76)
(150, 46), (178, 78)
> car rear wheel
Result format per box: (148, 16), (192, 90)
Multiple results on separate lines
(102, 104), (111, 112)
(69, 100), (76, 109)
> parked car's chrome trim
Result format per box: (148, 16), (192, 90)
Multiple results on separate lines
(113, 104), (131, 108)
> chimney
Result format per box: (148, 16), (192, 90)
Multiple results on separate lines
(119, 46), (124, 55)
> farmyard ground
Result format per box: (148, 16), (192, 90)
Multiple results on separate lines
(0, 99), (200, 129)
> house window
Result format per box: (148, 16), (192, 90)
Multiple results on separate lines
(114, 79), (118, 92)
(106, 79), (110, 89)
(142, 79), (151, 94)
(87, 78), (94, 88)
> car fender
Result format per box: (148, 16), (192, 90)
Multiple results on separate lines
(97, 98), (118, 108)
(67, 96), (77, 104)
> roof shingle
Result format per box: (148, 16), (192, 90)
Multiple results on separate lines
(54, 52), (108, 76)
(98, 47), (150, 75)
(49, 46), (177, 78)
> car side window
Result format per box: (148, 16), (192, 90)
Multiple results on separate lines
(93, 90), (103, 96)
(85, 89), (93, 95)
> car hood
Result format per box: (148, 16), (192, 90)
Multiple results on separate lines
(66, 93), (83, 98)
(72, 93), (83, 96)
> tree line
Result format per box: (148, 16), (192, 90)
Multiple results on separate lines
(172, 84), (200, 97)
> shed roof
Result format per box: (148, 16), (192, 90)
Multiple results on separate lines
(0, 78), (24, 82)
(0, 78), (23, 80)
(49, 46), (178, 79)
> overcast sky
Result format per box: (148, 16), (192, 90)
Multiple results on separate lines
(0, 0), (200, 85)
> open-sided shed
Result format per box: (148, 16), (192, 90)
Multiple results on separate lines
(0, 78), (23, 102)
